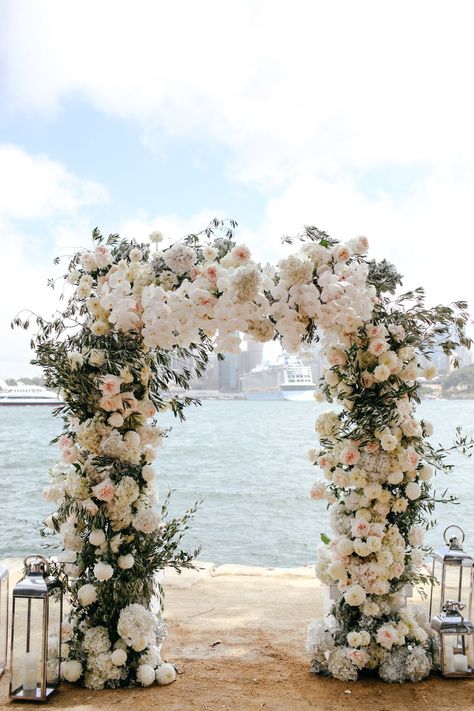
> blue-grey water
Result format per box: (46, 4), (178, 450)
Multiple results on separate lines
(0, 400), (473, 566)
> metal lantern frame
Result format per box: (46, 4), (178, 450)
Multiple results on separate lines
(429, 525), (474, 622)
(0, 565), (9, 678)
(9, 555), (63, 703)
(432, 600), (474, 677)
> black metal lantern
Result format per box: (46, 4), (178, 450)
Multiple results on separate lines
(9, 556), (63, 702)
(429, 525), (474, 621)
(432, 600), (474, 677)
(0, 565), (9, 678)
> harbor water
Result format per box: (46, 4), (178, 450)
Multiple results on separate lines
(1, 400), (473, 566)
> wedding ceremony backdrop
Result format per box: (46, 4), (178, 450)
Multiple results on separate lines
(15, 220), (471, 688)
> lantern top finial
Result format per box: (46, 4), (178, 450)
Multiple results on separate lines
(444, 525), (465, 548)
(433, 524), (473, 565)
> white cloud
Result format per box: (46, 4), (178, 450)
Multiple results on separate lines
(0, 145), (109, 376)
(0, 145), (107, 220)
(3, 0), (474, 183)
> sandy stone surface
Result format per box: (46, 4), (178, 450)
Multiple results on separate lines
(1, 561), (474, 710)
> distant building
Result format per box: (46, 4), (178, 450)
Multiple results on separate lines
(238, 340), (264, 377)
(218, 352), (241, 392)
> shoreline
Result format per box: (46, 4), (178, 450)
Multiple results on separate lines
(1, 559), (474, 709)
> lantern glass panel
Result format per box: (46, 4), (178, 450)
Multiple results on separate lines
(11, 596), (46, 699)
(0, 572), (8, 675)
(430, 557), (473, 619)
(46, 592), (62, 688)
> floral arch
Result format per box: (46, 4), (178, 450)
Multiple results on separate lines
(16, 220), (471, 688)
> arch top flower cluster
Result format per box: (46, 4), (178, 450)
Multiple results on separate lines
(15, 219), (471, 689)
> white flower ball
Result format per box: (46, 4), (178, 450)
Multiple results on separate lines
(344, 584), (366, 607)
(111, 649), (127, 666)
(62, 659), (83, 682)
(141, 465), (155, 483)
(131, 634), (148, 652)
(89, 529), (106, 546)
(405, 482), (422, 500)
(156, 663), (176, 685)
(108, 412), (124, 428)
(77, 583), (97, 606)
(149, 230), (164, 243)
(418, 465), (433, 481)
(93, 562), (114, 581)
(117, 554), (135, 570)
(137, 663), (156, 687)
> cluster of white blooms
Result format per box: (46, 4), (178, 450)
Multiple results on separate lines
(43, 226), (379, 689)
(307, 310), (439, 681)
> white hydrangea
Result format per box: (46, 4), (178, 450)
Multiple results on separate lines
(117, 603), (158, 652)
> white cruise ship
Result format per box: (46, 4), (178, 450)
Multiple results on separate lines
(0, 380), (63, 406)
(241, 354), (316, 401)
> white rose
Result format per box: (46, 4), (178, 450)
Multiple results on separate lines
(117, 554), (135, 570)
(336, 537), (354, 557)
(347, 631), (362, 647)
(111, 649), (127, 666)
(324, 370), (339, 386)
(405, 482), (422, 500)
(93, 562), (114, 581)
(344, 584), (366, 607)
(380, 433), (398, 452)
(77, 583), (97, 606)
(62, 659), (83, 682)
(88, 349), (106, 367)
(374, 364), (390, 382)
(89, 529), (106, 547)
(68, 351), (84, 370)
(156, 663), (176, 685)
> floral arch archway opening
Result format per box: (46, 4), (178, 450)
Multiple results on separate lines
(16, 220), (471, 688)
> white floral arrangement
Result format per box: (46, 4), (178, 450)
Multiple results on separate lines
(16, 221), (379, 689)
(17, 221), (470, 688)
(307, 258), (472, 682)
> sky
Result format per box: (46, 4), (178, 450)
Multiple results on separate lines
(1, 0), (473, 377)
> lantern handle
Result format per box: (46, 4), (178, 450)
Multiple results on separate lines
(23, 555), (50, 575)
(443, 525), (465, 546)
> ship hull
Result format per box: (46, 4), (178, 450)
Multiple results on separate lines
(245, 389), (314, 401)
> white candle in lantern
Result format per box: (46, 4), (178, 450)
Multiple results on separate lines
(445, 654), (456, 674)
(453, 654), (469, 672)
(23, 651), (38, 691)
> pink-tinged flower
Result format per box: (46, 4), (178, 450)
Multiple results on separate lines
(351, 519), (370, 539)
(340, 446), (360, 466)
(206, 265), (218, 282)
(92, 477), (115, 502)
(58, 435), (73, 449)
(99, 394), (123, 412)
(333, 245), (351, 262)
(364, 441), (379, 454)
(100, 375), (123, 395)
(376, 624), (399, 650)
(318, 454), (335, 470)
(140, 399), (157, 418)
(62, 446), (79, 463)
(368, 338), (389, 356)
(189, 266), (202, 281)
(230, 244), (251, 264)
(400, 446), (420, 471)
(327, 347), (346, 366)
(310, 482), (326, 500)
(347, 648), (369, 668)
(367, 324), (386, 339)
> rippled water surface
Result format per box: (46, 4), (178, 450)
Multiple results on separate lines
(1, 400), (473, 566)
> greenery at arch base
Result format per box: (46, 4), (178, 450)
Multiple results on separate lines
(14, 220), (472, 687)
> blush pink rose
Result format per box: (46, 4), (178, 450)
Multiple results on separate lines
(100, 375), (122, 395)
(99, 394), (123, 412)
(92, 478), (115, 502)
